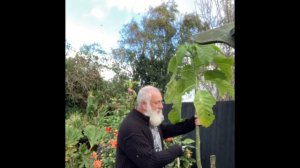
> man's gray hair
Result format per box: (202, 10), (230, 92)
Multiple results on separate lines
(136, 85), (160, 108)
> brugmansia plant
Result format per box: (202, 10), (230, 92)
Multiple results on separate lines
(164, 43), (234, 168)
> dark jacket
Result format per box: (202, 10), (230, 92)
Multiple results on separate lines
(116, 109), (196, 168)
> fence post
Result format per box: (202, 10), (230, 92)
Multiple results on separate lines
(210, 155), (216, 168)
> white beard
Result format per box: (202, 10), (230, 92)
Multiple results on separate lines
(146, 105), (164, 127)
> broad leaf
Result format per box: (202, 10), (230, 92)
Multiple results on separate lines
(83, 125), (102, 148)
(66, 125), (83, 148)
(176, 79), (195, 96)
(164, 75), (178, 104)
(168, 104), (182, 124)
(194, 91), (216, 127)
(194, 45), (215, 65)
(213, 55), (234, 81)
(205, 77), (234, 99)
(181, 65), (195, 79)
(168, 56), (177, 73)
(168, 97), (182, 124)
(191, 53), (204, 70)
(175, 45), (188, 65)
(204, 70), (227, 81)
(182, 138), (195, 144)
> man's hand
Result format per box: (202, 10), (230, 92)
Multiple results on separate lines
(195, 115), (202, 126)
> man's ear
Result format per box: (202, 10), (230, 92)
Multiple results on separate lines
(141, 101), (147, 111)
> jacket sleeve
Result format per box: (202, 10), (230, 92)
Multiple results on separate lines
(122, 132), (183, 168)
(160, 116), (196, 139)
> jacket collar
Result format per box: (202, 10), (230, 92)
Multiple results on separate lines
(132, 108), (150, 125)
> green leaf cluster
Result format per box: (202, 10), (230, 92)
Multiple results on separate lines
(165, 44), (234, 127)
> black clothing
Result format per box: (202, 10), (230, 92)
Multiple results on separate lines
(116, 109), (196, 168)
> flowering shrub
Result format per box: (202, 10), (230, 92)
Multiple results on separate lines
(97, 127), (118, 167)
(66, 85), (198, 168)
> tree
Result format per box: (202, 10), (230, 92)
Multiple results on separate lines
(113, 1), (180, 93)
(65, 43), (106, 110)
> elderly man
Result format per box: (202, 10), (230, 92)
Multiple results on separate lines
(116, 85), (201, 168)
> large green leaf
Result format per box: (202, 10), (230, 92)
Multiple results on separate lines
(205, 77), (234, 99)
(193, 22), (235, 48)
(181, 65), (195, 79)
(83, 125), (103, 148)
(164, 75), (178, 104)
(168, 97), (182, 124)
(165, 68), (195, 104)
(66, 125), (83, 148)
(168, 56), (177, 73)
(194, 91), (216, 127)
(191, 53), (204, 70)
(176, 79), (195, 96)
(215, 79), (234, 99)
(204, 70), (227, 81)
(213, 55), (234, 81)
(168, 104), (182, 124)
(194, 45), (215, 65)
(175, 45), (188, 65)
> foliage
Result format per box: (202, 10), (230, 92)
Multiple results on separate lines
(164, 136), (196, 168)
(113, 1), (180, 92)
(66, 43), (135, 117)
(65, 85), (136, 168)
(178, 13), (204, 45)
(65, 43), (106, 110)
(165, 43), (234, 126)
(164, 43), (234, 168)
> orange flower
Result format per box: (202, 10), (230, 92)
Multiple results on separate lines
(90, 151), (97, 159)
(93, 159), (102, 168)
(105, 127), (112, 133)
(164, 137), (174, 142)
(110, 139), (117, 148)
(187, 149), (192, 159)
(114, 130), (118, 137)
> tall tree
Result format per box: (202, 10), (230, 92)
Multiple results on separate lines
(113, 1), (180, 93)
(178, 13), (203, 45)
(194, 0), (234, 29)
(65, 43), (106, 110)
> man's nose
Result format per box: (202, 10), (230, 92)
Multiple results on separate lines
(158, 102), (163, 109)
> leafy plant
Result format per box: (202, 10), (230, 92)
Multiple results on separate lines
(164, 43), (234, 168)
(164, 136), (196, 168)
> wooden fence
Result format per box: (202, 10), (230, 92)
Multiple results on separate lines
(163, 101), (235, 168)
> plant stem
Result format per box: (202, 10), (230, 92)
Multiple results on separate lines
(195, 125), (202, 168)
(193, 50), (202, 168)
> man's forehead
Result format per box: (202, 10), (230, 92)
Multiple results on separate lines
(151, 91), (162, 101)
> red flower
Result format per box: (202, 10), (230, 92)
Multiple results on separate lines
(90, 151), (97, 159)
(114, 130), (118, 137)
(93, 159), (102, 168)
(105, 127), (112, 133)
(110, 139), (117, 148)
